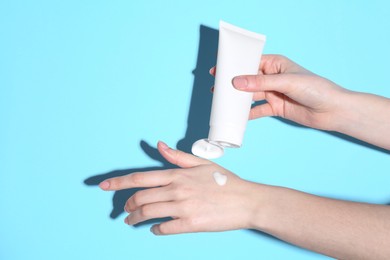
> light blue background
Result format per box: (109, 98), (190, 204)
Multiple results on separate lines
(1, 1), (389, 259)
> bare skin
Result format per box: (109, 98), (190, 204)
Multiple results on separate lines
(100, 55), (390, 259)
(230, 55), (390, 149)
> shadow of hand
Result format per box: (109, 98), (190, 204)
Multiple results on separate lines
(84, 140), (175, 219)
(84, 25), (219, 222)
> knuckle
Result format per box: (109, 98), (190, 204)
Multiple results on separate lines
(270, 54), (288, 64)
(171, 187), (182, 199)
(172, 186), (184, 199)
(254, 75), (265, 88)
(182, 201), (192, 215)
(169, 169), (179, 179)
(131, 173), (145, 185)
(172, 185), (193, 199)
(124, 199), (131, 211)
(131, 192), (143, 207)
(274, 54), (287, 61)
(185, 216), (201, 229)
(108, 178), (120, 189)
(139, 205), (152, 218)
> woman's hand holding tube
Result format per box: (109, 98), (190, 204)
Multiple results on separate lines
(226, 54), (390, 150)
(232, 55), (348, 130)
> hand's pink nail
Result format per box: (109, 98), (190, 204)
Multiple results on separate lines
(99, 181), (110, 190)
(159, 141), (173, 153)
(150, 225), (161, 235)
(159, 141), (169, 150)
(124, 217), (129, 225)
(232, 76), (248, 89)
(158, 141), (174, 156)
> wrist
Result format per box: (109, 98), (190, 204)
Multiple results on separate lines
(331, 90), (390, 149)
(330, 89), (361, 134)
(246, 183), (282, 231)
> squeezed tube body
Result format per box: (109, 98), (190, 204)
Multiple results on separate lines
(209, 21), (266, 148)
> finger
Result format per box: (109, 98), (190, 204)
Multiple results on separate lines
(260, 54), (309, 74)
(151, 218), (195, 235)
(158, 141), (209, 168)
(99, 170), (173, 191)
(125, 186), (173, 212)
(252, 91), (265, 101)
(209, 66), (216, 76)
(232, 73), (297, 95)
(249, 103), (275, 120)
(260, 54), (288, 74)
(124, 201), (180, 226)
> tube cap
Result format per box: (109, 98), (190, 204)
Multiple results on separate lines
(191, 139), (224, 159)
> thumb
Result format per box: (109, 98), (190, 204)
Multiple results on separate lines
(232, 73), (295, 94)
(157, 141), (210, 168)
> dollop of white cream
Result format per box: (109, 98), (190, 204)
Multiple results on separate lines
(191, 139), (224, 159)
(213, 171), (227, 186)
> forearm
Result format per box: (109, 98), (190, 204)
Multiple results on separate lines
(334, 90), (390, 150)
(251, 185), (390, 259)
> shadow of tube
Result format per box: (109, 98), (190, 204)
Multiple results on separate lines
(176, 25), (218, 152)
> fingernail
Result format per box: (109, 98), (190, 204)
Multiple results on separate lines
(124, 216), (129, 225)
(232, 76), (248, 89)
(159, 141), (168, 149)
(209, 67), (215, 75)
(158, 141), (171, 153)
(150, 225), (160, 235)
(210, 86), (214, 93)
(124, 205), (129, 213)
(99, 181), (110, 190)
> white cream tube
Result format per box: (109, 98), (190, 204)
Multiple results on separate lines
(192, 21), (266, 159)
(209, 21), (266, 148)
